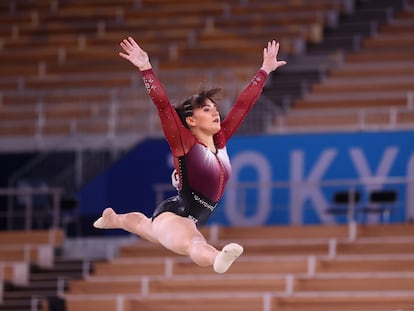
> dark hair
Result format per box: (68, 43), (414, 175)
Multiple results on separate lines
(175, 88), (221, 128)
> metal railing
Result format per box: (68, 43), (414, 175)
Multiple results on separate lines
(0, 187), (64, 230)
(153, 176), (414, 225)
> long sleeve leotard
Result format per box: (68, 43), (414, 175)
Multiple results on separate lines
(141, 68), (268, 224)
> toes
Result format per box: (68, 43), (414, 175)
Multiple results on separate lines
(93, 217), (106, 228)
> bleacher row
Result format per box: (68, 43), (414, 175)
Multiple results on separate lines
(2, 225), (414, 311)
(0, 229), (65, 310)
(50, 223), (414, 311)
(0, 228), (89, 311)
(0, 0), (400, 146)
(272, 0), (414, 132)
(66, 224), (414, 311)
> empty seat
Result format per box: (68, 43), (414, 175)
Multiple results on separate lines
(360, 189), (398, 223)
(326, 190), (361, 220)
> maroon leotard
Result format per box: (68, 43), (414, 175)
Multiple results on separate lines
(141, 68), (268, 225)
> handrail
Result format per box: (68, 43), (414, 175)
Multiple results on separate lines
(0, 187), (63, 230)
(154, 176), (414, 224)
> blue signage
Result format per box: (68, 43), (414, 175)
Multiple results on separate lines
(78, 130), (414, 227)
(210, 131), (414, 226)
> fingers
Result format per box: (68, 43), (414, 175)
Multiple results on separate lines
(265, 40), (279, 55)
(120, 37), (141, 53)
(128, 36), (139, 48)
(120, 41), (132, 53)
(123, 37), (134, 49)
(278, 60), (287, 67)
(274, 41), (280, 55)
(261, 39), (287, 72)
(119, 52), (130, 60)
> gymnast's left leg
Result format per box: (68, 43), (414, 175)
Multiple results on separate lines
(151, 212), (243, 273)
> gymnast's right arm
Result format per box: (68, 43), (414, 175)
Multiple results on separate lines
(118, 37), (190, 156)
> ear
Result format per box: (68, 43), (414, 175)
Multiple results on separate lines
(185, 116), (196, 128)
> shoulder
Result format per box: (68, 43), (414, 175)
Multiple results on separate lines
(213, 130), (226, 148)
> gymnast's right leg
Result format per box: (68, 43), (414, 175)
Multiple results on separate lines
(93, 207), (159, 244)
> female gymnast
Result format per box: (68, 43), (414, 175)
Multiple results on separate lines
(93, 37), (286, 273)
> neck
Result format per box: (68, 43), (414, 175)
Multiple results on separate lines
(192, 131), (216, 152)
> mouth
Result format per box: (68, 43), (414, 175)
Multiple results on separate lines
(213, 117), (220, 123)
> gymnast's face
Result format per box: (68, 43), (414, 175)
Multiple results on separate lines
(185, 99), (221, 135)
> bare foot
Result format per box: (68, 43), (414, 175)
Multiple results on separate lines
(93, 207), (118, 229)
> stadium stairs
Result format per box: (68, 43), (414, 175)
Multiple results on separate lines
(0, 229), (93, 311)
(63, 223), (414, 311)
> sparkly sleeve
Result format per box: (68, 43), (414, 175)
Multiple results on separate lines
(215, 70), (268, 147)
(141, 69), (194, 156)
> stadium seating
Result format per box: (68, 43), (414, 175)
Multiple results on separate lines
(0, 229), (66, 310)
(64, 223), (414, 311)
(0, 0), (350, 143)
(271, 0), (414, 132)
(8, 0), (411, 140)
(2, 1), (414, 310)
(0, 228), (64, 246)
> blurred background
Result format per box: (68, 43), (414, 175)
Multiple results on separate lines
(0, 0), (414, 310)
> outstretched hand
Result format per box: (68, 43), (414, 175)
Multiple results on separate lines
(119, 37), (152, 71)
(261, 40), (286, 74)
